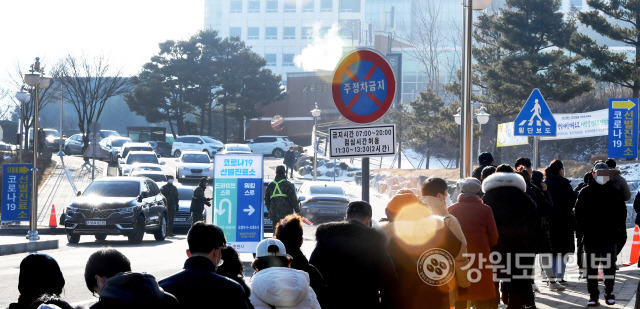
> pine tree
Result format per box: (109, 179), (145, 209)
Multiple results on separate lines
(569, 0), (640, 98)
(474, 0), (592, 116)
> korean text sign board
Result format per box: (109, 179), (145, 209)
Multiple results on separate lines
(213, 154), (263, 253)
(514, 89), (557, 137)
(332, 49), (397, 124)
(1, 164), (32, 222)
(329, 124), (396, 158)
(608, 98), (638, 159)
(540, 109), (608, 141)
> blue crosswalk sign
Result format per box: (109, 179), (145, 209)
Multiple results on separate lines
(514, 89), (557, 136)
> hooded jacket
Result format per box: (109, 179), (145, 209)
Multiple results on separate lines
(545, 174), (577, 255)
(90, 272), (179, 309)
(310, 220), (396, 309)
(249, 267), (320, 309)
(575, 177), (627, 249)
(481, 172), (537, 254)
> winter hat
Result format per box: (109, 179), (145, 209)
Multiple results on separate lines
(276, 165), (286, 175)
(459, 177), (482, 194)
(385, 189), (431, 221)
(478, 152), (494, 166)
(593, 162), (609, 172)
(256, 238), (291, 258)
(18, 253), (65, 298)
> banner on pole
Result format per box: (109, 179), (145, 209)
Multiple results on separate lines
(540, 109), (608, 140)
(497, 122), (528, 147)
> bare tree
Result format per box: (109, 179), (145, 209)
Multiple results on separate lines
(57, 54), (131, 153)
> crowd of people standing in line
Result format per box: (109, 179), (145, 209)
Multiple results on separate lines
(6, 154), (633, 309)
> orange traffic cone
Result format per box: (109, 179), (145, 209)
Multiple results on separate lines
(623, 225), (640, 266)
(49, 204), (57, 227)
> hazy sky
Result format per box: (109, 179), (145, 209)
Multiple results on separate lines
(0, 0), (204, 79)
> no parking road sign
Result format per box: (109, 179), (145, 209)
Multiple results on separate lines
(332, 49), (397, 124)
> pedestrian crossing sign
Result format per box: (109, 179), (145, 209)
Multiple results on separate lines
(514, 89), (557, 136)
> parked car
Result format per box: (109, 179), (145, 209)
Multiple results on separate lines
(64, 134), (84, 155)
(173, 185), (207, 230)
(296, 181), (349, 223)
(130, 170), (168, 186)
(99, 130), (121, 139)
(0, 141), (17, 151)
(119, 151), (165, 176)
(175, 151), (213, 180)
(219, 143), (253, 154)
(148, 141), (172, 157)
(100, 137), (133, 163)
(171, 135), (224, 157)
(247, 136), (294, 157)
(120, 142), (154, 159)
(64, 177), (169, 244)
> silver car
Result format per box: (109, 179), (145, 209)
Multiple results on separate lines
(119, 151), (165, 176)
(175, 151), (214, 181)
(297, 181), (350, 224)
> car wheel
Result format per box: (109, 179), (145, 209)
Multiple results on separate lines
(128, 216), (145, 244)
(203, 149), (210, 157)
(154, 214), (167, 241)
(174, 150), (181, 158)
(67, 233), (80, 244)
(94, 234), (107, 241)
(64, 146), (71, 155)
(273, 148), (284, 158)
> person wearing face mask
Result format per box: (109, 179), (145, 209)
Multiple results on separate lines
(191, 177), (212, 225)
(575, 162), (628, 307)
(161, 175), (179, 236)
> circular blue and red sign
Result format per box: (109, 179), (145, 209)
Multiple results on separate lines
(332, 49), (397, 124)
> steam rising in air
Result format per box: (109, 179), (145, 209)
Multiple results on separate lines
(294, 23), (345, 71)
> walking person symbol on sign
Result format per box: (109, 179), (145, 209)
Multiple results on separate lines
(514, 89), (557, 137)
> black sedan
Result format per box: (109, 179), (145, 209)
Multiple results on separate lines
(64, 177), (169, 244)
(297, 181), (350, 224)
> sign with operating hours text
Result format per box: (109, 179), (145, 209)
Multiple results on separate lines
(213, 154), (263, 253)
(329, 124), (396, 158)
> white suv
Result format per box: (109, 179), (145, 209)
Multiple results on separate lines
(247, 136), (294, 157)
(171, 135), (223, 158)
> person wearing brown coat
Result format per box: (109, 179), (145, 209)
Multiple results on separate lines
(449, 178), (499, 309)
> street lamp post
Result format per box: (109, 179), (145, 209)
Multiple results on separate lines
(454, 104), (490, 165)
(461, 0), (493, 178)
(311, 103), (321, 181)
(23, 57), (52, 241)
(15, 89), (30, 164)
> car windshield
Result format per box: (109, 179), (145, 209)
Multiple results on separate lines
(178, 188), (193, 200)
(129, 146), (152, 152)
(309, 186), (344, 196)
(126, 154), (159, 164)
(182, 154), (210, 163)
(83, 181), (140, 197)
(133, 165), (162, 172)
(44, 130), (60, 137)
(112, 139), (132, 147)
(202, 137), (221, 145)
(101, 131), (120, 138)
(139, 174), (167, 182)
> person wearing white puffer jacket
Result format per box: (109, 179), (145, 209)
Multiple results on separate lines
(250, 238), (321, 309)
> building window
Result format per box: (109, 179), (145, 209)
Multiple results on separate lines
(570, 0), (582, 10)
(321, 0), (332, 12)
(248, 27), (259, 39)
(283, 27), (296, 39)
(229, 27), (241, 37)
(266, 0), (278, 12)
(248, 0), (260, 13)
(339, 0), (360, 13)
(284, 0), (296, 12)
(283, 54), (295, 66)
(265, 54), (277, 66)
(303, 0), (314, 12)
(230, 0), (242, 13)
(266, 27), (278, 39)
(302, 27), (313, 39)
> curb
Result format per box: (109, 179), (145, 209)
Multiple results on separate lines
(0, 239), (59, 256)
(0, 227), (67, 235)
